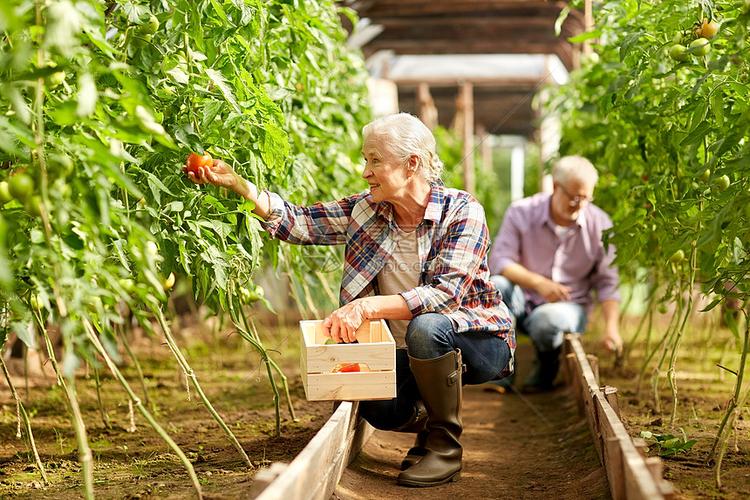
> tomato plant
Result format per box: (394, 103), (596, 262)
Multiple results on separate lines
(0, 0), (370, 496)
(549, 0), (750, 487)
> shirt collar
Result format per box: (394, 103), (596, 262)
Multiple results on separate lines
(423, 184), (444, 223)
(372, 183), (444, 225)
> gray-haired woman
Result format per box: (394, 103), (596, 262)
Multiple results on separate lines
(186, 112), (514, 487)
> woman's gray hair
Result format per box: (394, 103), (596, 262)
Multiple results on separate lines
(552, 155), (599, 187)
(362, 113), (444, 184)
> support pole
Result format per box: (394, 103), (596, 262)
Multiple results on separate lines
(417, 83), (438, 130)
(510, 141), (525, 200)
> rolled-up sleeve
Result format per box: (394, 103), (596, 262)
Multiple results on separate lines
(590, 218), (621, 302)
(488, 205), (522, 275)
(260, 192), (366, 246)
(400, 200), (489, 315)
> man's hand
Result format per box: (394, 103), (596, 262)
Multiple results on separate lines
(534, 277), (572, 302)
(323, 298), (375, 343)
(601, 325), (623, 354)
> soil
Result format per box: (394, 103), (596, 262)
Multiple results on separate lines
(0, 317), (329, 499)
(335, 340), (610, 500)
(4, 311), (747, 499)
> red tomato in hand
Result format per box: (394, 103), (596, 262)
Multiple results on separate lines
(185, 152), (213, 177)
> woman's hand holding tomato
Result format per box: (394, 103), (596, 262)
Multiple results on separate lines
(183, 150), (271, 219)
(323, 298), (374, 344)
(184, 153), (242, 191)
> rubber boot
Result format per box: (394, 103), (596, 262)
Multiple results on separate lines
(521, 346), (561, 393)
(397, 350), (463, 487)
(482, 369), (516, 395)
(394, 401), (428, 470)
(400, 430), (428, 470)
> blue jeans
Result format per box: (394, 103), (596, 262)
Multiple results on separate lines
(359, 313), (511, 430)
(490, 275), (587, 352)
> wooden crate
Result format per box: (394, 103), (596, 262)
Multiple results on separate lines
(299, 319), (396, 401)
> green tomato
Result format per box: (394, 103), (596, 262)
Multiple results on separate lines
(713, 175), (731, 191)
(119, 278), (135, 293)
(700, 168), (711, 182)
(26, 195), (43, 217)
(689, 38), (711, 56)
(48, 71), (66, 88)
(669, 249), (685, 264)
(657, 304), (668, 314)
(8, 174), (34, 201)
(0, 181), (11, 204)
(50, 153), (74, 176)
(139, 14), (160, 35)
(669, 44), (689, 61)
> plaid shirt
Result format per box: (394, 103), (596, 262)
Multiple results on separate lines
(260, 184), (515, 352)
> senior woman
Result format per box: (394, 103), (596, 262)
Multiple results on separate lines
(186, 113), (514, 487)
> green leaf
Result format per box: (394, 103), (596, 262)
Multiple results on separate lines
(205, 68), (241, 113)
(12, 321), (36, 349)
(569, 30), (602, 44)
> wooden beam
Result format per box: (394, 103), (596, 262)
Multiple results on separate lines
(478, 126), (492, 175)
(370, 16), (581, 38)
(355, 0), (580, 19)
(416, 83), (438, 130)
(365, 39), (573, 55)
(583, 0), (593, 55)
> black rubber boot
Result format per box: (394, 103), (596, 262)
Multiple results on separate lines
(400, 429), (429, 470)
(397, 350), (463, 487)
(521, 346), (561, 394)
(394, 400), (428, 470)
(482, 369), (516, 395)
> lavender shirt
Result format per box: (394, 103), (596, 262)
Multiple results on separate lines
(489, 192), (620, 308)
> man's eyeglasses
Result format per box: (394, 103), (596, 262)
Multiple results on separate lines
(557, 184), (594, 207)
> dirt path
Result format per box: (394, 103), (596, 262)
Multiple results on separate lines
(335, 344), (610, 500)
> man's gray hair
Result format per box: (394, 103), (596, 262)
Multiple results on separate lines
(362, 113), (444, 184)
(552, 155), (599, 187)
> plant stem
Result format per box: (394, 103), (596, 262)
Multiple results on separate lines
(153, 307), (253, 468)
(625, 281), (657, 362)
(82, 320), (203, 498)
(93, 364), (112, 429)
(39, 326), (94, 499)
(0, 353), (49, 484)
(249, 318), (296, 422)
(710, 307), (750, 488)
(116, 324), (153, 411)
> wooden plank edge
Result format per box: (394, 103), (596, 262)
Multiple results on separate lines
(595, 385), (671, 499)
(564, 335), (673, 499)
(252, 401), (373, 500)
